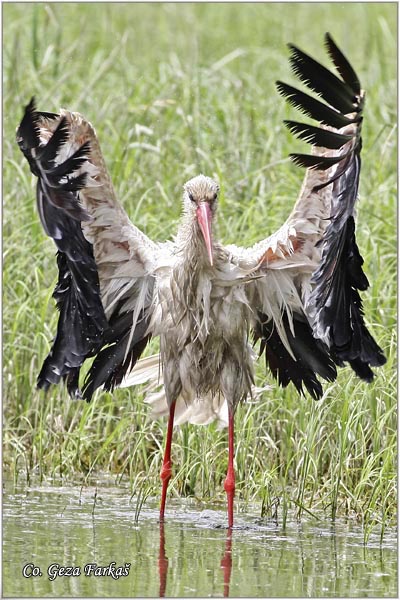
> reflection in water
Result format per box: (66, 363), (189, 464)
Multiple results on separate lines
(158, 522), (169, 597)
(220, 528), (233, 597)
(159, 521), (234, 597)
(2, 483), (397, 598)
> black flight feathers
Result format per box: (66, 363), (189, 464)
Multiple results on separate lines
(17, 98), (107, 397)
(276, 32), (364, 178)
(16, 99), (150, 401)
(277, 33), (386, 384)
(254, 311), (337, 401)
(18, 33), (386, 405)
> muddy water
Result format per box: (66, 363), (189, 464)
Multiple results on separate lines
(3, 482), (397, 597)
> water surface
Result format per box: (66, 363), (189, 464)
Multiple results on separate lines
(3, 482), (397, 597)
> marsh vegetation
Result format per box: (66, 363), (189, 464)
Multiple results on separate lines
(3, 3), (396, 543)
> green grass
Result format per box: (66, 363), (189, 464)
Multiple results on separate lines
(3, 3), (397, 538)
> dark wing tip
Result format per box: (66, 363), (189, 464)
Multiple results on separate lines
(284, 120), (353, 150)
(26, 96), (36, 114)
(275, 80), (287, 94)
(17, 100), (108, 398)
(324, 32), (361, 95)
(16, 96), (41, 152)
(281, 36), (384, 382)
(324, 32), (334, 45)
(289, 153), (345, 170)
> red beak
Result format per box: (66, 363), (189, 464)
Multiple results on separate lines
(196, 202), (213, 266)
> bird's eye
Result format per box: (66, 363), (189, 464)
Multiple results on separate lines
(188, 192), (195, 203)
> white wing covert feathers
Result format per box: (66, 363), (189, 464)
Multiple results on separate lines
(16, 33), (385, 424)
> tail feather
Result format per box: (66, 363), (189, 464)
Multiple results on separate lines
(121, 353), (161, 387)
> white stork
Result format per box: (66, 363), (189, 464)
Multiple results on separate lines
(16, 33), (386, 528)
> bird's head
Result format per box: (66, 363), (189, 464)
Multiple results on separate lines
(183, 174), (219, 266)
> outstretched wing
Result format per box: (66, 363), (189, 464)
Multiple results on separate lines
(231, 33), (385, 398)
(277, 33), (386, 380)
(16, 99), (158, 400)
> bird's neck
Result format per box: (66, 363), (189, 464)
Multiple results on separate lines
(171, 217), (216, 339)
(175, 215), (215, 270)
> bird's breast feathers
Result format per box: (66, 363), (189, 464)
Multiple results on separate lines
(150, 253), (253, 344)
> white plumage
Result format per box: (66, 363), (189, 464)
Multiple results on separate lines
(16, 34), (385, 528)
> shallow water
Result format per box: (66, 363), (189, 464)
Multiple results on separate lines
(3, 482), (397, 597)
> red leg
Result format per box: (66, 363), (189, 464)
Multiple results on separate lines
(224, 410), (236, 529)
(160, 401), (176, 522)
